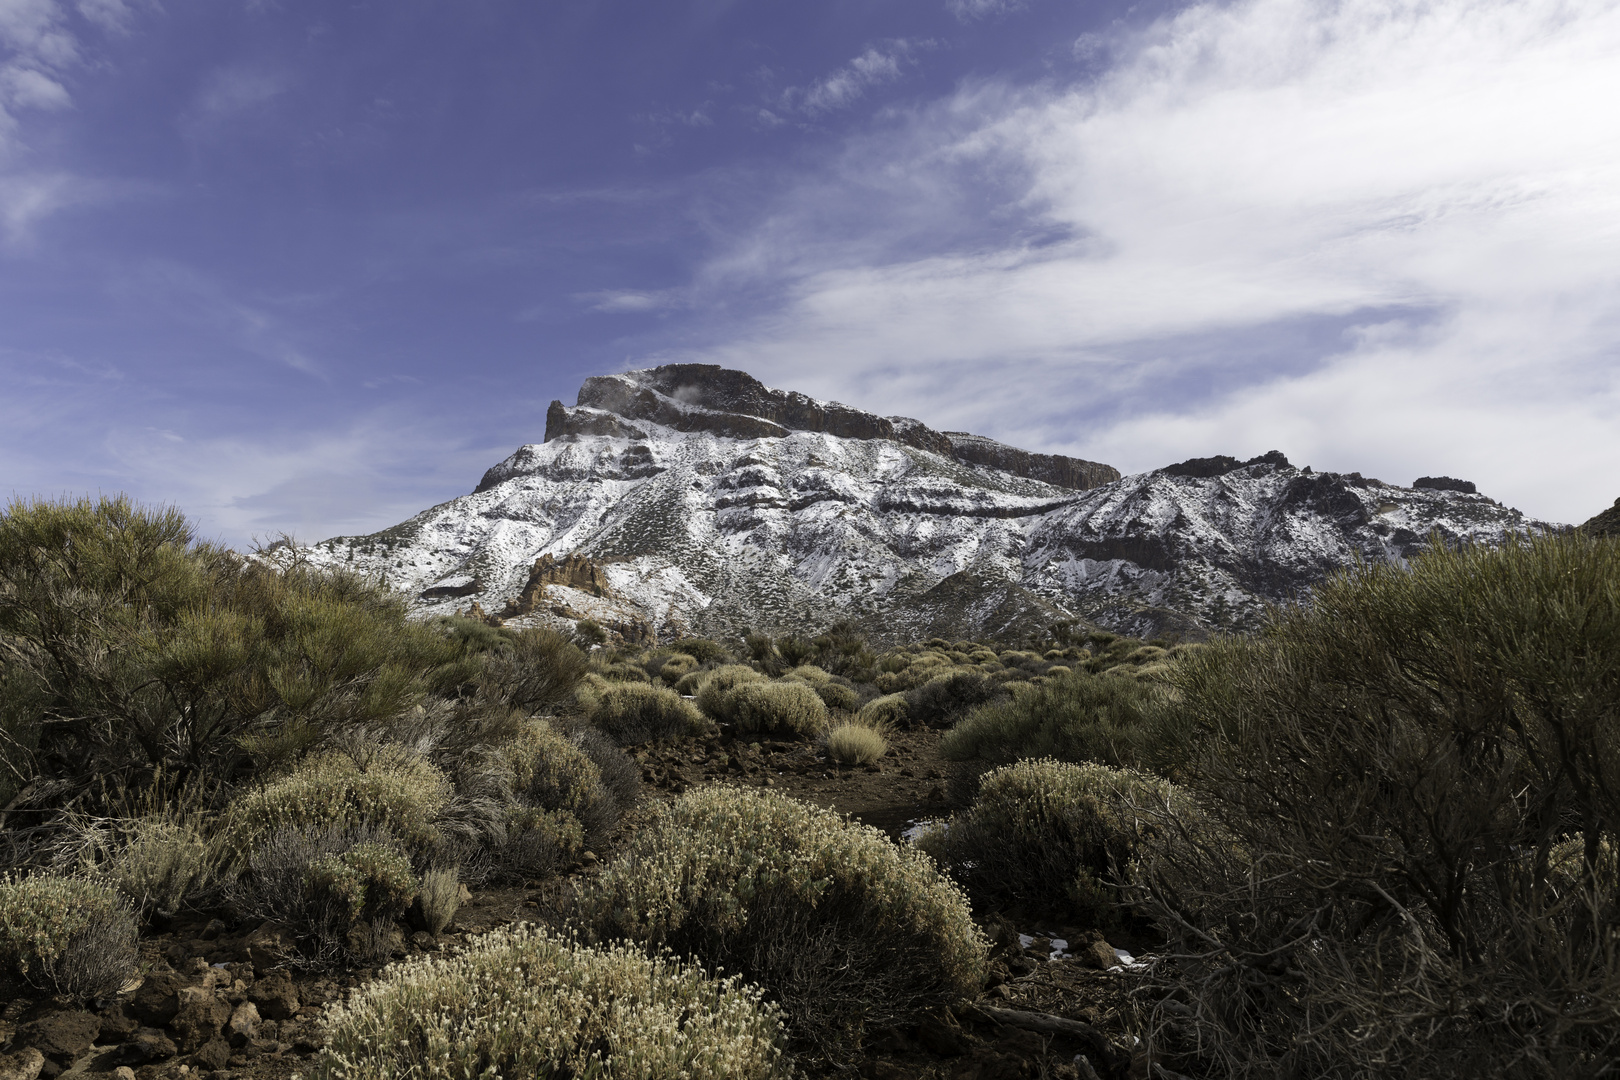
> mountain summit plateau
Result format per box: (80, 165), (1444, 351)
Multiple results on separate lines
(297, 364), (1552, 643)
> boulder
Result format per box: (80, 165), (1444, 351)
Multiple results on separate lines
(17, 1011), (98, 1063)
(246, 971), (299, 1021)
(168, 987), (231, 1053)
(118, 1028), (177, 1064)
(227, 1002), (260, 1046)
(0, 1047), (43, 1080)
(127, 971), (188, 1026)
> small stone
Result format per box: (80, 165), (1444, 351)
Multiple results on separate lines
(247, 971), (299, 1022)
(169, 987), (232, 1053)
(189, 1038), (230, 1072)
(1081, 939), (1119, 971)
(226, 1001), (260, 1045)
(580, 851), (598, 864)
(120, 1027), (178, 1063)
(457, 884), (473, 903)
(114, 1068), (137, 1080)
(0, 1047), (44, 1080)
(199, 919), (227, 941)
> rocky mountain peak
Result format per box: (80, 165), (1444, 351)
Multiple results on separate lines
(303, 365), (1556, 646)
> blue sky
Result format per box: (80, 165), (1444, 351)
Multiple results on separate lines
(3, 0), (1618, 547)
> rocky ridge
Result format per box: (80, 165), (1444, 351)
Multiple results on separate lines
(298, 365), (1555, 642)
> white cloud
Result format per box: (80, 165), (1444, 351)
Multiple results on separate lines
(181, 66), (289, 137)
(577, 288), (686, 314)
(672, 0), (1620, 524)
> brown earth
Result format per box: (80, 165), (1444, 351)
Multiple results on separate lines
(0, 728), (1158, 1080)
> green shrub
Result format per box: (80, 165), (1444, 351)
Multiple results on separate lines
(477, 627), (588, 716)
(223, 749), (451, 863)
(502, 806), (586, 880)
(73, 816), (223, 917)
(785, 668), (859, 712)
(1133, 532), (1620, 1078)
(917, 759), (1174, 924)
(672, 669), (706, 695)
(501, 718), (605, 820)
(594, 661), (650, 683)
(715, 681), (829, 737)
(579, 787), (986, 1048)
(856, 693), (909, 732)
(0, 496), (481, 805)
(825, 723), (887, 766)
(647, 652), (699, 684)
(695, 664), (767, 718)
(939, 668), (1188, 774)
(904, 670), (1003, 728)
(0, 874), (139, 999)
(670, 637), (731, 664)
(587, 681), (709, 745)
(311, 924), (788, 1080)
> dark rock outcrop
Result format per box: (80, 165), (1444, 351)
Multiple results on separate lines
(1160, 450), (1292, 479)
(1414, 475), (1477, 494)
(1581, 497), (1620, 538)
(552, 364), (1120, 492)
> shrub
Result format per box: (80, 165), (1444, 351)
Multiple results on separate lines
(578, 787), (987, 1048)
(647, 652), (699, 684)
(825, 723), (887, 766)
(1131, 532), (1620, 1078)
(67, 816), (223, 918)
(415, 866), (461, 935)
(856, 693), (909, 732)
(311, 924), (788, 1080)
(787, 667), (860, 712)
(573, 618), (607, 647)
(305, 842), (418, 928)
(904, 670), (1003, 729)
(233, 823), (416, 965)
(502, 806), (586, 881)
(477, 627), (588, 715)
(917, 759), (1174, 924)
(0, 496), (480, 806)
(587, 681), (709, 745)
(569, 724), (642, 818)
(695, 664), (766, 718)
(670, 637), (731, 664)
(0, 873), (139, 999)
(223, 749), (452, 864)
(939, 669), (1188, 775)
(717, 681), (829, 737)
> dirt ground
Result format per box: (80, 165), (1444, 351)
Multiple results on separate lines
(3, 727), (1160, 1080)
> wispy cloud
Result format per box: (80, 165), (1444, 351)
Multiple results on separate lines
(669, 0), (1620, 524)
(780, 40), (927, 116)
(947, 0), (1025, 23)
(179, 65), (290, 139)
(577, 288), (687, 314)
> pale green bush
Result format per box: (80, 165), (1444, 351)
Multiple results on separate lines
(223, 749), (452, 863)
(0, 874), (139, 998)
(53, 809), (225, 917)
(586, 681), (708, 745)
(312, 924), (788, 1080)
(917, 759), (1176, 924)
(695, 664), (766, 717)
(305, 842), (418, 928)
(857, 692), (909, 732)
(579, 786), (986, 1047)
(415, 867), (461, 935)
(825, 723), (887, 766)
(716, 681), (829, 737)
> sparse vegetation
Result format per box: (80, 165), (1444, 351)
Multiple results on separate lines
(312, 924), (789, 1080)
(825, 722), (887, 765)
(0, 873), (139, 999)
(578, 786), (988, 1048)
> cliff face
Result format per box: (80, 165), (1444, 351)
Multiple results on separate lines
(1582, 497), (1620, 538)
(299, 365), (1555, 645)
(542, 365), (1120, 492)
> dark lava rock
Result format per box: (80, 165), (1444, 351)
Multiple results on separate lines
(1413, 475), (1477, 494)
(1161, 450), (1291, 479)
(119, 1028), (178, 1063)
(18, 1011), (98, 1063)
(1581, 496), (1620, 538)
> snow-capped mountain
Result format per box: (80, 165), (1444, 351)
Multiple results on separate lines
(297, 364), (1555, 643)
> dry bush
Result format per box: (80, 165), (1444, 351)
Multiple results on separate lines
(0, 873), (139, 999)
(825, 723), (887, 765)
(857, 692), (909, 732)
(223, 749), (452, 865)
(717, 681), (829, 738)
(56, 815), (224, 918)
(232, 824), (412, 966)
(578, 786), (987, 1051)
(586, 680), (708, 745)
(312, 924), (788, 1080)
(646, 651), (699, 684)
(414, 866), (460, 935)
(917, 759), (1174, 924)
(1129, 532), (1620, 1079)
(669, 637), (731, 664)
(695, 664), (767, 717)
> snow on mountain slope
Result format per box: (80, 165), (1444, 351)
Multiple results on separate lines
(297, 366), (1555, 643)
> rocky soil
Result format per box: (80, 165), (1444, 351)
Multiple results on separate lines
(0, 727), (1156, 1080)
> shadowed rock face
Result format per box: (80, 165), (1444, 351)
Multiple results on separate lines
(1582, 497), (1620, 538)
(552, 364), (1121, 492)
